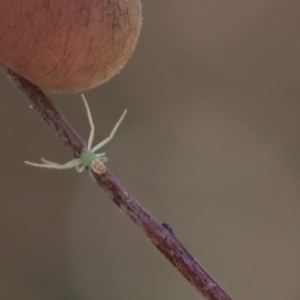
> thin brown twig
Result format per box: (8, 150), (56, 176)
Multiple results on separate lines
(1, 63), (233, 300)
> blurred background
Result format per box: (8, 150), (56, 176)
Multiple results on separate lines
(1, 1), (300, 299)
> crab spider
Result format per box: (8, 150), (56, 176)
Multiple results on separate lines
(25, 94), (127, 174)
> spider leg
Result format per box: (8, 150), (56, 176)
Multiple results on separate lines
(40, 158), (64, 165)
(81, 94), (95, 151)
(95, 152), (106, 157)
(95, 153), (108, 162)
(92, 109), (127, 152)
(25, 158), (81, 169)
(77, 165), (86, 173)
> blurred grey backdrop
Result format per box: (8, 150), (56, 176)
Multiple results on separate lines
(1, 1), (300, 299)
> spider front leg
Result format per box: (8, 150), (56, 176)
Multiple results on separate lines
(95, 153), (108, 162)
(92, 109), (127, 152)
(81, 94), (95, 151)
(25, 157), (82, 170)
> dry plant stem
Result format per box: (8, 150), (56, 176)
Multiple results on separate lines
(1, 64), (233, 300)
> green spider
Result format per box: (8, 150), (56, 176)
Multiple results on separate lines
(25, 94), (127, 174)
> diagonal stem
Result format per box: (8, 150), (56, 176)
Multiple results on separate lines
(1, 64), (86, 157)
(1, 63), (233, 300)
